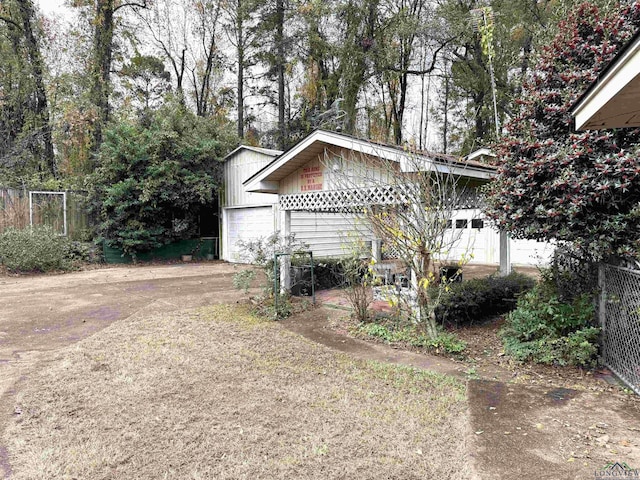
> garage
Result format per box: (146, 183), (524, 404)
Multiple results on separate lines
(223, 206), (275, 262)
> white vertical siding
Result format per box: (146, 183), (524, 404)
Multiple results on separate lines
(290, 212), (372, 258)
(224, 149), (278, 207)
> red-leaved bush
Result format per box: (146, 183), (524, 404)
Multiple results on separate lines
(485, 2), (640, 260)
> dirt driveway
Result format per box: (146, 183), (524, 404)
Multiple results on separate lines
(1, 264), (471, 480)
(0, 262), (253, 456)
(2, 263), (640, 479)
(0, 262), (248, 355)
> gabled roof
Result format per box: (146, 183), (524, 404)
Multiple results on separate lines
(223, 145), (282, 162)
(572, 29), (640, 130)
(244, 129), (496, 194)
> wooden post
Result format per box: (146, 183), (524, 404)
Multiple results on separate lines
(371, 238), (382, 263)
(499, 230), (511, 276)
(280, 209), (291, 292)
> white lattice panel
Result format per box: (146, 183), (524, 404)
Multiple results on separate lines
(279, 185), (484, 212)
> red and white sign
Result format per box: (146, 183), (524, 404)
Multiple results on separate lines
(300, 166), (323, 191)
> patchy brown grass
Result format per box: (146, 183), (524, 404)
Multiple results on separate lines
(5, 305), (472, 479)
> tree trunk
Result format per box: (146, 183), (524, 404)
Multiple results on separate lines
(237, 0), (244, 139)
(276, 0), (285, 149)
(473, 90), (486, 142)
(442, 73), (450, 154)
(17, 0), (56, 177)
(90, 0), (115, 154)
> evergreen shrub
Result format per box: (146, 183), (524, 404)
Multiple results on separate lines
(0, 226), (70, 273)
(500, 280), (599, 367)
(435, 272), (535, 327)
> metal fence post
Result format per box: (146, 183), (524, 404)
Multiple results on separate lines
(598, 263), (606, 330)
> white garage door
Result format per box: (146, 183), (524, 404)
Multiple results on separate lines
(225, 207), (275, 263)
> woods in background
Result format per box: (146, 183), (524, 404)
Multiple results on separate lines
(0, 0), (625, 188)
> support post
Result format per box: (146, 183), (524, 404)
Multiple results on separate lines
(371, 238), (382, 263)
(279, 209), (291, 292)
(62, 191), (67, 237)
(499, 230), (511, 276)
(598, 263), (606, 330)
(221, 208), (228, 261)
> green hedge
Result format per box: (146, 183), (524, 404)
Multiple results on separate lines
(0, 226), (71, 273)
(435, 272), (536, 327)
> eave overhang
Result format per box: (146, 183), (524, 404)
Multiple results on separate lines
(572, 30), (640, 130)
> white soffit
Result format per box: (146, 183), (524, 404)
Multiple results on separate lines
(573, 35), (640, 130)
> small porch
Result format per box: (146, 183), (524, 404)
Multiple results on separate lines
(276, 186), (513, 292)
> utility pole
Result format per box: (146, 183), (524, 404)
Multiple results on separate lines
(471, 6), (500, 139)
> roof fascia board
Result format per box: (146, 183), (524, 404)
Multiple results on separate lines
(320, 131), (406, 163)
(433, 163), (493, 180)
(572, 35), (640, 130)
(223, 145), (282, 162)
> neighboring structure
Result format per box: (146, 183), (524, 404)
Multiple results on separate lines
(222, 129), (553, 267)
(572, 30), (640, 130)
(220, 145), (281, 262)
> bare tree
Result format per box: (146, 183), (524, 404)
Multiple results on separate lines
(322, 144), (476, 339)
(222, 0), (262, 138)
(135, 0), (225, 116)
(188, 0), (224, 117)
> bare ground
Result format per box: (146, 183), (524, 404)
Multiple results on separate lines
(0, 262), (259, 478)
(285, 298), (640, 479)
(3, 305), (472, 480)
(2, 263), (640, 479)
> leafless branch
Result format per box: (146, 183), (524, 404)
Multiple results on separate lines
(114, 1), (148, 14)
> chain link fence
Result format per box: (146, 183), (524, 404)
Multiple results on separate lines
(599, 264), (640, 395)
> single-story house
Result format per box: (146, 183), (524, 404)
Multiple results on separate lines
(220, 129), (554, 269)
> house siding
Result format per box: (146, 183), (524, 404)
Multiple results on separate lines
(290, 211), (372, 258)
(221, 148), (279, 261)
(279, 147), (395, 194)
(223, 150), (278, 207)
